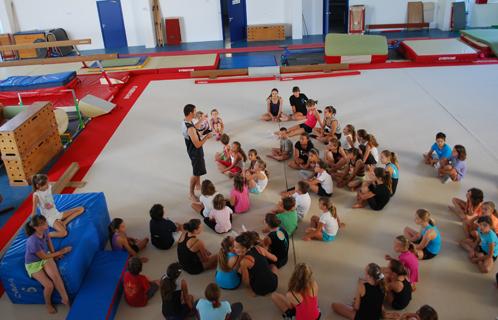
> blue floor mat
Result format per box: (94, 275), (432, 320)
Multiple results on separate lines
(0, 168), (31, 228)
(219, 54), (277, 69)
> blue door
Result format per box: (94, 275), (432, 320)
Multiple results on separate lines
(227, 0), (247, 42)
(97, 0), (128, 49)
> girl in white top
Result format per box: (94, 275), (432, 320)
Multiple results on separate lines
(31, 174), (84, 238)
(246, 159), (269, 194)
(192, 180), (219, 218)
(341, 124), (357, 150)
(292, 181), (312, 220)
(362, 134), (380, 165)
(304, 198), (343, 242)
(307, 161), (333, 197)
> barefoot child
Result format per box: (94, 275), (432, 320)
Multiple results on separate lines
(289, 86), (308, 121)
(246, 149), (259, 174)
(325, 138), (348, 174)
(214, 134), (230, 162)
(438, 145), (467, 183)
(261, 88), (287, 122)
(24, 215), (71, 314)
(313, 106), (341, 143)
(192, 180), (219, 218)
(149, 204), (182, 250)
(204, 194), (233, 234)
(334, 148), (365, 189)
(194, 111), (211, 136)
(304, 197), (343, 242)
(460, 216), (498, 273)
(307, 160), (333, 197)
(267, 127), (293, 161)
(385, 235), (419, 289)
(161, 262), (194, 318)
(229, 175), (250, 214)
(275, 197), (299, 236)
(463, 201), (498, 239)
(380, 150), (400, 196)
(216, 236), (242, 290)
(218, 142), (247, 177)
(109, 218), (149, 261)
(288, 133), (314, 170)
(352, 167), (391, 211)
(123, 257), (160, 307)
(284, 100), (321, 138)
(210, 108), (224, 140)
(403, 209), (441, 260)
(31, 174), (84, 238)
(450, 187), (483, 222)
(290, 181), (311, 220)
(384, 260), (412, 310)
(423, 132), (451, 167)
(246, 159), (269, 194)
(263, 213), (289, 269)
(340, 124), (357, 150)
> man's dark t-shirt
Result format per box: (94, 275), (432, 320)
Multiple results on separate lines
(289, 94), (308, 115)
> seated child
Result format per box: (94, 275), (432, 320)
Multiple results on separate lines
(463, 201), (498, 239)
(362, 134), (380, 166)
(196, 283), (244, 320)
(307, 160), (333, 197)
(24, 215), (71, 314)
(229, 175), (250, 214)
(204, 194), (233, 234)
(124, 257), (160, 307)
(395, 305), (438, 320)
(334, 148), (365, 189)
(161, 262), (194, 319)
(380, 150), (400, 196)
(194, 111), (211, 136)
(275, 197), (298, 236)
(214, 134), (230, 162)
(246, 159), (269, 194)
(109, 218), (149, 262)
(384, 260), (412, 311)
(192, 180), (219, 218)
(423, 132), (451, 167)
(438, 144), (467, 183)
(178, 219), (218, 274)
(340, 124), (357, 150)
(288, 86), (308, 121)
(460, 216), (498, 273)
(31, 174), (85, 238)
(313, 105), (341, 144)
(325, 137), (348, 174)
(210, 108), (224, 141)
(353, 167), (392, 211)
(218, 141), (247, 177)
(304, 197), (343, 242)
(246, 149), (259, 174)
(267, 127), (293, 161)
(385, 235), (419, 289)
(450, 187), (484, 222)
(403, 209), (441, 260)
(149, 204), (181, 250)
(284, 99), (321, 138)
(216, 236), (242, 290)
(263, 213), (289, 269)
(288, 133), (314, 170)
(286, 181), (311, 220)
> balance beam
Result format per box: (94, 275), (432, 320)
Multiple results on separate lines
(0, 39), (91, 51)
(51, 162), (86, 194)
(367, 23), (429, 30)
(0, 53), (118, 67)
(280, 63), (349, 74)
(190, 68), (248, 79)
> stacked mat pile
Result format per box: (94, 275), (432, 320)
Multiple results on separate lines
(325, 33), (388, 64)
(461, 29), (498, 57)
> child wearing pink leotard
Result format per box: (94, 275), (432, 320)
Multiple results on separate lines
(281, 100), (322, 138)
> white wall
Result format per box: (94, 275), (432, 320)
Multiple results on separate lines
(302, 0), (323, 35)
(469, 3), (498, 27)
(246, 0), (287, 25)
(121, 0), (155, 48)
(160, 0), (222, 42)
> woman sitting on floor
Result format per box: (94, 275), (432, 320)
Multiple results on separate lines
(161, 262), (194, 319)
(263, 213), (289, 269)
(404, 209), (441, 260)
(261, 88), (287, 122)
(177, 219), (218, 275)
(384, 259), (412, 311)
(109, 218), (149, 262)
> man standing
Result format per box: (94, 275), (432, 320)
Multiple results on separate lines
(182, 104), (211, 201)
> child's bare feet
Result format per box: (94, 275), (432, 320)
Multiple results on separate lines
(47, 304), (57, 314)
(189, 194), (199, 202)
(62, 297), (70, 307)
(339, 222), (346, 228)
(303, 236), (311, 241)
(140, 257), (149, 263)
(352, 203), (364, 209)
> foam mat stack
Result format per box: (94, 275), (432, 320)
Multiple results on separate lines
(0, 102), (62, 186)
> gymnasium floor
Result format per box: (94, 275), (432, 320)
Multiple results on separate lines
(1, 64), (498, 319)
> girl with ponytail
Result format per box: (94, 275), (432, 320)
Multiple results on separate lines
(177, 219), (218, 274)
(380, 150), (400, 195)
(385, 235), (419, 289)
(24, 215), (71, 314)
(215, 236), (241, 289)
(304, 198), (343, 242)
(353, 167), (392, 211)
(385, 260), (412, 310)
(196, 283), (244, 320)
(161, 262), (194, 318)
(31, 173), (85, 238)
(332, 262), (386, 320)
(404, 209), (441, 260)
(108, 218), (149, 262)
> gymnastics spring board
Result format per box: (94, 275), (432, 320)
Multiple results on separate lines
(400, 38), (479, 63)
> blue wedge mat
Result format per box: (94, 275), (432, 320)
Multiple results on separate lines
(219, 53), (277, 69)
(0, 192), (110, 304)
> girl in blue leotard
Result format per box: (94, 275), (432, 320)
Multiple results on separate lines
(403, 209), (441, 260)
(380, 150), (400, 196)
(215, 236), (241, 289)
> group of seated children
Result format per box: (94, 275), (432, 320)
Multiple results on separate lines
(194, 108), (224, 141)
(423, 132), (467, 183)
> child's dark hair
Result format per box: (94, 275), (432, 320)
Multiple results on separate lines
(345, 124), (357, 143)
(220, 134), (230, 145)
(233, 141), (248, 162)
(483, 201), (497, 218)
(417, 305), (438, 320)
(210, 108), (218, 115)
(25, 215), (47, 236)
(306, 99), (318, 107)
(282, 196), (296, 211)
(183, 104), (196, 116)
(292, 86), (300, 93)
(347, 147), (362, 161)
(435, 132), (446, 140)
(316, 160), (327, 171)
(161, 262), (182, 302)
(468, 188), (484, 207)
(32, 174), (48, 191)
(108, 218), (124, 244)
(477, 215), (492, 226)
(374, 167), (392, 194)
(280, 127), (288, 132)
(357, 129), (368, 141)
(233, 175), (245, 193)
(319, 197), (338, 219)
(324, 105), (336, 115)
(128, 256), (142, 275)
(366, 263), (387, 295)
(265, 213), (281, 228)
(248, 149), (257, 157)
(297, 181), (310, 194)
(454, 144), (466, 161)
(205, 283), (221, 308)
(149, 204), (164, 220)
(213, 194), (226, 210)
(201, 179), (216, 196)
(183, 219), (201, 233)
(389, 259), (408, 276)
(218, 236), (235, 272)
(268, 88), (279, 99)
(235, 231), (260, 249)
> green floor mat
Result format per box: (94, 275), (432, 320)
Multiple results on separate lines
(461, 29), (498, 56)
(325, 33), (388, 56)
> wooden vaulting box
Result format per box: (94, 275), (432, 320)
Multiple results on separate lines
(247, 24), (285, 41)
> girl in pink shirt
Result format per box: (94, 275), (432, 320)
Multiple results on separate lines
(385, 235), (419, 289)
(281, 100), (322, 138)
(229, 175), (250, 214)
(204, 194), (232, 234)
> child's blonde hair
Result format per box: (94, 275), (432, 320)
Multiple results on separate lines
(319, 197), (337, 219)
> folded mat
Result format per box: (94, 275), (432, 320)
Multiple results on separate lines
(0, 71), (77, 92)
(461, 29), (498, 56)
(325, 34), (388, 57)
